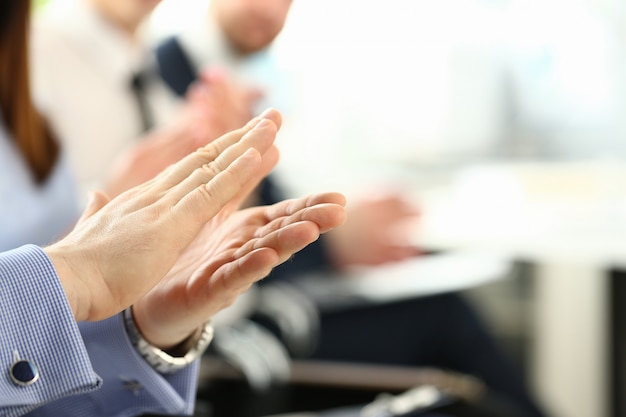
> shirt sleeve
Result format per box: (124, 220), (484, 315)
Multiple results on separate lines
(0, 245), (101, 417)
(30, 316), (200, 417)
(0, 245), (199, 417)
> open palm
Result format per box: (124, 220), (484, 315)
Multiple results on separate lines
(132, 192), (347, 349)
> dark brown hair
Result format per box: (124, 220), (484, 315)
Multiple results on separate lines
(0, 1), (59, 184)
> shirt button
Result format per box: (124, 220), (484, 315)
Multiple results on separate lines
(9, 359), (39, 386)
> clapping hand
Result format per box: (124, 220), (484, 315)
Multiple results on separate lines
(45, 110), (286, 322)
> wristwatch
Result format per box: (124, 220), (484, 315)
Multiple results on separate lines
(123, 308), (213, 374)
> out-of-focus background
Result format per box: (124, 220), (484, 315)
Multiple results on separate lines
(150, 2), (626, 417)
(151, 0), (625, 188)
(38, 0), (626, 416)
(156, 1), (626, 417)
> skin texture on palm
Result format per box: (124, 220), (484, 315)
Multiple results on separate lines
(135, 191), (347, 349)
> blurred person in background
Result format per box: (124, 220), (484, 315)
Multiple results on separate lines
(30, 0), (259, 200)
(154, 1), (549, 417)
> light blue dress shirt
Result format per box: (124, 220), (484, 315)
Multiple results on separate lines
(0, 122), (199, 415)
(0, 246), (199, 417)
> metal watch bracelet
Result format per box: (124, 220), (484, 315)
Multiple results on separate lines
(123, 308), (213, 374)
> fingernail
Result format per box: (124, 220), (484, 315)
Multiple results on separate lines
(254, 119), (272, 129)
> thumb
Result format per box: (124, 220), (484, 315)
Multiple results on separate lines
(77, 190), (111, 224)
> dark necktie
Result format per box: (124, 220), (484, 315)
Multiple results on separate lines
(130, 71), (155, 133)
(155, 36), (198, 98)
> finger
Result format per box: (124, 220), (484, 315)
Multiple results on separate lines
(172, 147), (262, 226)
(232, 208), (342, 263)
(258, 145), (280, 180)
(262, 192), (347, 222)
(154, 117), (262, 188)
(261, 107), (282, 131)
(154, 108), (281, 191)
(203, 221), (321, 298)
(247, 221), (324, 264)
(296, 202), (348, 234)
(164, 117), (278, 207)
(221, 144), (281, 215)
(209, 247), (279, 295)
(234, 193), (345, 242)
(183, 248), (279, 321)
(248, 202), (347, 251)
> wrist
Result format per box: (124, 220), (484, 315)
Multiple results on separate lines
(131, 302), (199, 350)
(123, 308), (213, 374)
(44, 245), (88, 321)
(162, 325), (205, 357)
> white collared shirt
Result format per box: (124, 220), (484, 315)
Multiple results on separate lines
(31, 0), (183, 199)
